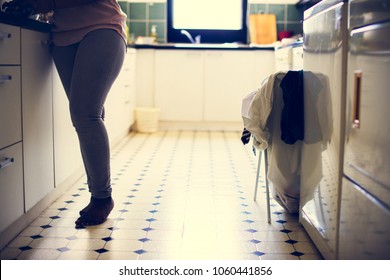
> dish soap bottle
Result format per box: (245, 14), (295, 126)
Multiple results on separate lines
(150, 25), (158, 43)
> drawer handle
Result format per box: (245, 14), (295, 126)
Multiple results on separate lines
(0, 31), (11, 39)
(352, 70), (362, 129)
(0, 75), (12, 84)
(0, 157), (14, 170)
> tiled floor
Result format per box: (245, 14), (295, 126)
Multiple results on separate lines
(0, 131), (322, 260)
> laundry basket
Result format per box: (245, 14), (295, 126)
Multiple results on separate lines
(134, 107), (160, 133)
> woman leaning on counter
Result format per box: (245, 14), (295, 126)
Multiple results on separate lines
(25, 0), (127, 227)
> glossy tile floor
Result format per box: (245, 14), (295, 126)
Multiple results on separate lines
(0, 131), (322, 260)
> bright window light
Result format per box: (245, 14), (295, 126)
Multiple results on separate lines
(173, 0), (243, 30)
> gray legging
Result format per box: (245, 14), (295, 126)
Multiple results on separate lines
(52, 29), (126, 199)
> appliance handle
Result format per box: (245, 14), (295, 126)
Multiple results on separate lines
(0, 75), (12, 84)
(0, 157), (14, 170)
(352, 70), (362, 129)
(0, 31), (11, 39)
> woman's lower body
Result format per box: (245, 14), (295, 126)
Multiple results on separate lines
(52, 28), (126, 227)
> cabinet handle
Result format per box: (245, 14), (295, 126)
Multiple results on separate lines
(41, 39), (51, 46)
(352, 70), (362, 129)
(0, 75), (12, 84)
(0, 31), (11, 39)
(0, 157), (14, 170)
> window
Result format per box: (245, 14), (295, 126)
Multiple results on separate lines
(167, 0), (248, 44)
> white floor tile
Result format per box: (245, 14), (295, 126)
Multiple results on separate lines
(0, 131), (322, 260)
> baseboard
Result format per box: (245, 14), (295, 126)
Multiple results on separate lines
(0, 168), (84, 251)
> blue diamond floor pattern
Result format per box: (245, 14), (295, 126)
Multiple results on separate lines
(0, 131), (322, 260)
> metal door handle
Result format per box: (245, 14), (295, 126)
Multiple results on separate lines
(0, 157), (14, 170)
(352, 70), (362, 129)
(0, 31), (11, 39)
(0, 75), (12, 83)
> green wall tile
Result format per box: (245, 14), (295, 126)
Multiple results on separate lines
(269, 4), (285, 22)
(130, 3), (147, 20)
(148, 3), (166, 20)
(286, 23), (303, 36)
(149, 21), (166, 42)
(118, 1), (129, 15)
(250, 4), (267, 14)
(129, 21), (147, 38)
(287, 5), (303, 21)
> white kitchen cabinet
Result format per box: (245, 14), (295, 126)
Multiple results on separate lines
(0, 143), (24, 234)
(0, 23), (20, 65)
(253, 50), (276, 85)
(292, 46), (303, 70)
(135, 49), (155, 107)
(0, 24), (24, 235)
(21, 28), (54, 211)
(0, 66), (22, 149)
(204, 51), (262, 122)
(106, 48), (137, 145)
(155, 50), (204, 121)
(153, 48), (275, 122)
(52, 67), (83, 188)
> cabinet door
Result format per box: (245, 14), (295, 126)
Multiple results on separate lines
(0, 23), (20, 65)
(135, 49), (155, 107)
(52, 67), (83, 188)
(0, 143), (24, 234)
(292, 46), (303, 70)
(106, 49), (136, 143)
(21, 29), (54, 211)
(123, 48), (136, 127)
(203, 51), (257, 122)
(155, 50), (204, 121)
(0, 66), (22, 149)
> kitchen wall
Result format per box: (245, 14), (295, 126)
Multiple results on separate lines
(118, 1), (303, 43)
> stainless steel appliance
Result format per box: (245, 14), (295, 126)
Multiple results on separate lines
(339, 0), (390, 259)
(300, 0), (349, 260)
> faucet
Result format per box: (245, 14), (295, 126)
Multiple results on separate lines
(180, 30), (201, 44)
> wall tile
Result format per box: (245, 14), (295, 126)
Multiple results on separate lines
(286, 23), (303, 35)
(130, 3), (147, 20)
(287, 5), (303, 21)
(129, 21), (147, 38)
(148, 3), (166, 20)
(250, 4), (268, 14)
(122, 2), (303, 42)
(269, 4), (286, 22)
(149, 21), (166, 42)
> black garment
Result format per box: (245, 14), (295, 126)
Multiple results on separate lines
(280, 70), (304, 145)
(241, 128), (251, 145)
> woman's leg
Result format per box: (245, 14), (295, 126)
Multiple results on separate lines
(52, 29), (125, 226)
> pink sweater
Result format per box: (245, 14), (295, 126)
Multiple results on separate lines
(51, 0), (127, 46)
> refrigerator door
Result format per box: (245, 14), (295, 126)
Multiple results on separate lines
(300, 0), (348, 260)
(344, 11), (390, 206)
(340, 11), (390, 259)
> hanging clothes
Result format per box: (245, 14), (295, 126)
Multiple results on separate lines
(280, 70), (304, 145)
(241, 71), (332, 214)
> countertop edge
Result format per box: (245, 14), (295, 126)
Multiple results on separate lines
(0, 12), (51, 33)
(130, 43), (275, 51)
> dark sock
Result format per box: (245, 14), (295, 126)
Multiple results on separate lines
(75, 196), (114, 227)
(79, 196), (93, 215)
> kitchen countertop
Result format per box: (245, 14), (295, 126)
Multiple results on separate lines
(0, 12), (51, 32)
(131, 43), (275, 51)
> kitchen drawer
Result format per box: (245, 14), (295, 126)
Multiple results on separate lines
(0, 66), (22, 149)
(0, 143), (24, 234)
(0, 23), (20, 65)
